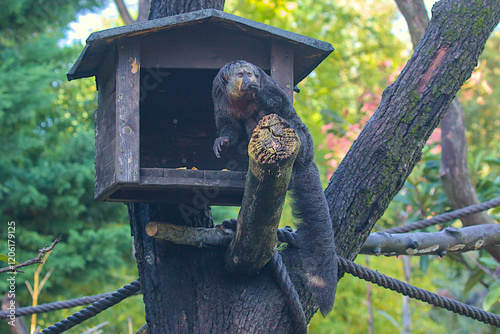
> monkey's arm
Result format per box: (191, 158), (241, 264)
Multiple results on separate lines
(213, 110), (242, 158)
(255, 68), (294, 118)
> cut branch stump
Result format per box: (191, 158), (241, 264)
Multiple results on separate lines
(225, 114), (300, 275)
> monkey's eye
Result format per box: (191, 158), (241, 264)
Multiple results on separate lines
(237, 73), (244, 78)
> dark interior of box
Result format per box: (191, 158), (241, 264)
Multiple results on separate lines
(140, 68), (249, 172)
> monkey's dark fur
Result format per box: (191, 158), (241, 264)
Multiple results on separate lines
(212, 60), (338, 315)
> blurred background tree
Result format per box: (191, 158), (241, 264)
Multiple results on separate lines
(1, 0), (499, 332)
(0, 1), (142, 332)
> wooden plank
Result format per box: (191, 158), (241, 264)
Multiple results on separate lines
(116, 38), (141, 184)
(106, 186), (244, 206)
(141, 25), (270, 70)
(140, 168), (165, 177)
(101, 168), (247, 204)
(94, 89), (117, 200)
(97, 47), (117, 105)
(140, 168), (246, 185)
(271, 40), (294, 102)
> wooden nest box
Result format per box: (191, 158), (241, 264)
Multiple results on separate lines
(68, 9), (333, 205)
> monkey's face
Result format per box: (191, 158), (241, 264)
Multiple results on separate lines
(225, 63), (260, 102)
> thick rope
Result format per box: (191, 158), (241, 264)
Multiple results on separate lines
(383, 197), (500, 233)
(0, 293), (112, 319)
(38, 280), (141, 334)
(269, 249), (307, 334)
(277, 227), (500, 328)
(338, 257), (500, 327)
(10, 206), (500, 332)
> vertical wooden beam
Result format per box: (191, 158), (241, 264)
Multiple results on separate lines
(270, 40), (294, 102)
(95, 49), (117, 200)
(116, 38), (141, 184)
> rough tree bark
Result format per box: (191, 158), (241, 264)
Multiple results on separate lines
(148, 0), (224, 19)
(395, 0), (500, 262)
(225, 114), (300, 276)
(129, 0), (500, 332)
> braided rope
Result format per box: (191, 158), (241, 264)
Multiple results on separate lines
(8, 206), (500, 332)
(0, 293), (112, 319)
(277, 227), (500, 329)
(338, 257), (500, 327)
(269, 249), (307, 334)
(384, 197), (500, 233)
(38, 280), (141, 334)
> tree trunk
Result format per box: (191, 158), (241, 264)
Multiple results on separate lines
(440, 101), (500, 261)
(130, 0), (500, 332)
(148, 0), (224, 19)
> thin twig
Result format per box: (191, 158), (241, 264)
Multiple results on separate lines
(465, 253), (496, 280)
(0, 236), (62, 274)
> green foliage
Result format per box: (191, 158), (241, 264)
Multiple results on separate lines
(0, 1), (141, 332)
(309, 255), (447, 333)
(0, 0), (106, 45)
(461, 32), (500, 151)
(484, 279), (500, 311)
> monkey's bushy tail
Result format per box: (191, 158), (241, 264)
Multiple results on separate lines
(291, 162), (338, 316)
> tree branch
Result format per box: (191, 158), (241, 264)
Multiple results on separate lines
(360, 224), (500, 257)
(114, 0), (135, 25)
(394, 0), (429, 46)
(440, 100), (500, 260)
(146, 221), (234, 247)
(137, 0), (150, 22)
(0, 237), (61, 274)
(147, 221), (500, 257)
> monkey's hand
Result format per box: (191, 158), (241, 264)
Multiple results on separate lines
(213, 137), (230, 158)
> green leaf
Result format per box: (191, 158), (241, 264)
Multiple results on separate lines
(483, 280), (500, 311)
(0, 253), (15, 264)
(478, 256), (498, 270)
(420, 255), (429, 274)
(464, 269), (484, 295)
(393, 194), (414, 206)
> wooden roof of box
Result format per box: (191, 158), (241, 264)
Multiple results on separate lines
(67, 9), (334, 85)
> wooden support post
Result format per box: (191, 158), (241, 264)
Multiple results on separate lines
(271, 40), (294, 102)
(225, 114), (300, 275)
(116, 38), (141, 184)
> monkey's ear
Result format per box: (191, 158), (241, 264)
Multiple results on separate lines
(223, 74), (229, 84)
